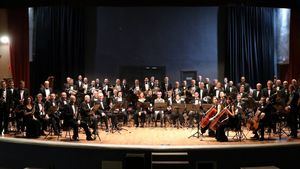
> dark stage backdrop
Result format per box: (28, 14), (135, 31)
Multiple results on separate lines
(225, 6), (275, 87)
(85, 7), (218, 83)
(31, 6), (85, 93)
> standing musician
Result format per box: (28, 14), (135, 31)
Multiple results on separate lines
(154, 91), (165, 127)
(197, 82), (209, 101)
(79, 95), (97, 139)
(225, 81), (238, 99)
(0, 80), (9, 135)
(252, 83), (263, 102)
(171, 94), (185, 127)
(285, 85), (299, 138)
(173, 81), (182, 96)
(134, 92), (147, 127)
(262, 80), (276, 98)
(165, 90), (174, 125)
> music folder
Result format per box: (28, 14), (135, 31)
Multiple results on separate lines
(154, 102), (167, 111)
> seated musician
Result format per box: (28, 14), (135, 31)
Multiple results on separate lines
(171, 94), (185, 127)
(97, 92), (109, 132)
(188, 92), (201, 128)
(34, 93), (47, 135)
(111, 91), (127, 129)
(134, 92), (147, 127)
(165, 90), (174, 124)
(79, 95), (97, 138)
(65, 95), (93, 140)
(154, 91), (165, 127)
(44, 93), (61, 135)
(201, 96), (219, 137)
(214, 96), (236, 142)
(23, 96), (41, 138)
(252, 97), (273, 141)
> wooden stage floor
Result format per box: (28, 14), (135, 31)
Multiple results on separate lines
(6, 126), (300, 147)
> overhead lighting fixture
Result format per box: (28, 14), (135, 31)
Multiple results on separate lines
(0, 36), (10, 44)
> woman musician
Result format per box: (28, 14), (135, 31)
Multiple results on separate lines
(201, 96), (220, 137)
(134, 92), (147, 127)
(23, 96), (41, 138)
(213, 96), (236, 142)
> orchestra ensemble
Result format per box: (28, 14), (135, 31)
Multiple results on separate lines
(0, 75), (299, 142)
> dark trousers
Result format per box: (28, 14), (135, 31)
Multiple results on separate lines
(288, 111), (298, 137)
(171, 111), (184, 125)
(65, 119), (79, 138)
(134, 111), (146, 127)
(79, 120), (92, 138)
(215, 123), (227, 141)
(0, 105), (9, 133)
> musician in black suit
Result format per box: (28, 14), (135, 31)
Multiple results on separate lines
(285, 85), (300, 138)
(238, 85), (248, 98)
(204, 78), (213, 94)
(44, 93), (60, 135)
(111, 91), (128, 129)
(197, 82), (209, 101)
(262, 80), (276, 98)
(0, 80), (9, 134)
(141, 77), (150, 92)
(64, 78), (78, 96)
(96, 93), (109, 132)
(15, 80), (30, 105)
(95, 78), (102, 90)
(34, 93), (47, 135)
(252, 97), (273, 141)
(211, 82), (224, 99)
(121, 79), (130, 98)
(171, 94), (185, 127)
(62, 95), (81, 141)
(40, 81), (53, 100)
(161, 76), (172, 98)
(6, 80), (18, 133)
(225, 81), (238, 99)
(252, 83), (263, 101)
(188, 92), (202, 128)
(237, 76), (250, 93)
(80, 95), (98, 136)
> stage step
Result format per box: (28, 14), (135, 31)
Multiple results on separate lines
(151, 152), (190, 169)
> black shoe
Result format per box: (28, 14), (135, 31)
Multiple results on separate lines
(259, 138), (264, 141)
(86, 136), (93, 141)
(72, 136), (79, 141)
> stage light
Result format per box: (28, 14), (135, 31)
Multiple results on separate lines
(0, 36), (10, 44)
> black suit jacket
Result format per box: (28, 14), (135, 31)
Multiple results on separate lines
(262, 88), (276, 98)
(15, 88), (30, 103)
(252, 89), (262, 101)
(40, 87), (53, 98)
(196, 88), (209, 100)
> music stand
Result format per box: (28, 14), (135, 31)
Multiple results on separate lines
(186, 104), (203, 140)
(171, 103), (185, 129)
(111, 101), (128, 134)
(154, 102), (167, 126)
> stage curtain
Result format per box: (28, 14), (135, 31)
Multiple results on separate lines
(224, 6), (275, 87)
(280, 7), (300, 82)
(31, 6), (85, 94)
(7, 8), (30, 89)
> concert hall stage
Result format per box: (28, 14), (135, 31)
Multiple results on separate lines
(0, 127), (299, 169)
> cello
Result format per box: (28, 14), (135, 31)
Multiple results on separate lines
(200, 105), (217, 128)
(209, 107), (233, 131)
